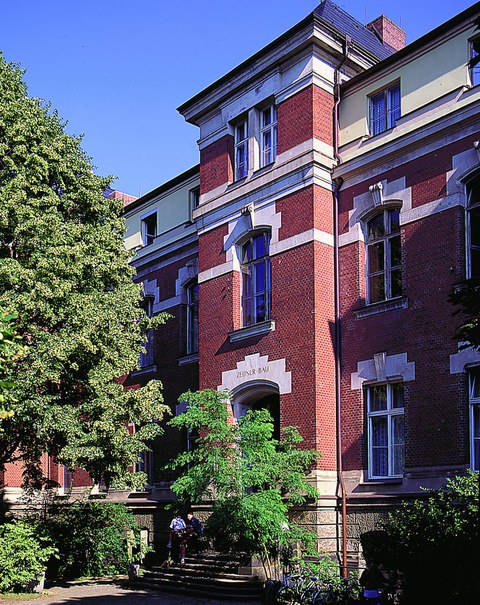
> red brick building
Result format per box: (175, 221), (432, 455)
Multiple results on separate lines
(4, 1), (480, 565)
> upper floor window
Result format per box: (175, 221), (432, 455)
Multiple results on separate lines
(186, 280), (199, 355)
(235, 119), (249, 180)
(366, 383), (404, 478)
(366, 209), (402, 304)
(369, 82), (401, 136)
(467, 179), (480, 278)
(141, 212), (157, 246)
(260, 105), (277, 167)
(241, 231), (271, 326)
(140, 296), (155, 368)
(189, 187), (200, 222)
(469, 37), (480, 87)
(468, 367), (480, 471)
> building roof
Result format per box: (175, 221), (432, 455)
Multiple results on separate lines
(178, 0), (396, 118)
(314, 0), (394, 60)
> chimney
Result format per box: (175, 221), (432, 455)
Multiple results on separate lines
(367, 15), (406, 51)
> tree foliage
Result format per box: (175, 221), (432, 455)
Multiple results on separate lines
(167, 389), (320, 571)
(0, 54), (168, 487)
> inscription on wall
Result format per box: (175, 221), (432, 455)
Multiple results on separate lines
(220, 353), (291, 394)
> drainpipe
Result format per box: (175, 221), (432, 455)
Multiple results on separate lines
(333, 35), (351, 579)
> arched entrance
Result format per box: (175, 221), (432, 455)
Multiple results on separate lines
(230, 381), (280, 440)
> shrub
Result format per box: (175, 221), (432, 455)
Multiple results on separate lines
(380, 471), (479, 604)
(0, 519), (57, 593)
(46, 501), (146, 579)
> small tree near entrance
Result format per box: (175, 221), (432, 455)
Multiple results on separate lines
(167, 389), (320, 577)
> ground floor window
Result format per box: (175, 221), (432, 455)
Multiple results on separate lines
(366, 383), (404, 478)
(468, 367), (480, 471)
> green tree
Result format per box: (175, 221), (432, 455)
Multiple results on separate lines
(0, 54), (168, 488)
(167, 389), (320, 575)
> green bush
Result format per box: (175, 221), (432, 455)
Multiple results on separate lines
(380, 471), (479, 604)
(46, 501), (145, 579)
(0, 519), (57, 593)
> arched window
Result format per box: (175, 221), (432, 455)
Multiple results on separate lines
(241, 231), (271, 326)
(366, 209), (402, 303)
(467, 179), (480, 278)
(186, 280), (199, 355)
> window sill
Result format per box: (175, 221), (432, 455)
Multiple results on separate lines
(355, 297), (408, 319)
(363, 477), (403, 485)
(131, 364), (157, 377)
(177, 353), (199, 366)
(228, 320), (275, 343)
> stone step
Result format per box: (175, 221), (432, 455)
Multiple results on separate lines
(133, 576), (264, 600)
(149, 565), (258, 582)
(145, 567), (259, 584)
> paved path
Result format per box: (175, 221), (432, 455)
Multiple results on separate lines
(2, 579), (263, 605)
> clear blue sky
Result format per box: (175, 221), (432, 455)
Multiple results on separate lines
(2, 1), (476, 197)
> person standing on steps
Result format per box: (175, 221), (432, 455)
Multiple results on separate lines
(167, 513), (188, 564)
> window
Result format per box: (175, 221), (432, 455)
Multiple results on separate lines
(140, 296), (155, 367)
(469, 38), (480, 87)
(468, 368), (480, 471)
(241, 231), (271, 326)
(260, 105), (277, 167)
(366, 209), (402, 304)
(186, 280), (199, 355)
(369, 82), (401, 136)
(366, 383), (405, 478)
(467, 179), (480, 278)
(235, 119), (249, 180)
(141, 212), (157, 246)
(189, 187), (200, 222)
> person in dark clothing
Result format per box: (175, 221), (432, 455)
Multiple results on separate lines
(186, 512), (204, 552)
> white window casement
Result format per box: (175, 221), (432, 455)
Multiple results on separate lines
(366, 208), (402, 304)
(260, 105), (277, 167)
(369, 81), (401, 136)
(469, 37), (480, 87)
(234, 119), (249, 180)
(241, 231), (271, 327)
(140, 296), (155, 368)
(467, 179), (480, 278)
(141, 212), (157, 246)
(468, 367), (480, 471)
(366, 382), (405, 479)
(186, 280), (199, 355)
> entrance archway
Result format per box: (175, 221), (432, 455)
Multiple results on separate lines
(230, 381), (280, 440)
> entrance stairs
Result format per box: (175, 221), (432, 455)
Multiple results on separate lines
(133, 551), (265, 600)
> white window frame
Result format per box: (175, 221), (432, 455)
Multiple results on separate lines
(468, 367), (480, 472)
(234, 119), (249, 180)
(366, 208), (402, 304)
(466, 179), (480, 279)
(240, 231), (272, 327)
(369, 81), (401, 136)
(141, 211), (157, 246)
(366, 383), (405, 479)
(260, 105), (277, 167)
